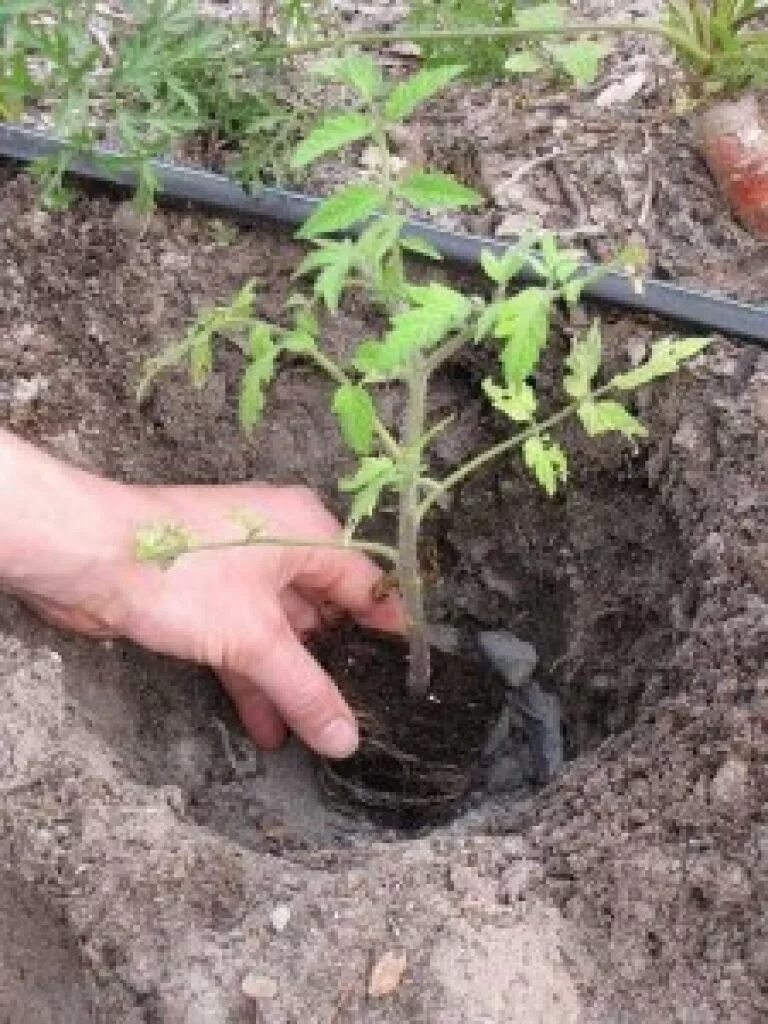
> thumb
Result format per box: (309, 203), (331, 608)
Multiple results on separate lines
(234, 610), (359, 760)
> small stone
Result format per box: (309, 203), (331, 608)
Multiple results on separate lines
(270, 904), (291, 933)
(241, 973), (278, 1001)
(12, 374), (47, 407)
(368, 950), (407, 998)
(710, 758), (750, 807)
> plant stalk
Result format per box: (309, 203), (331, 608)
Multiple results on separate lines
(177, 532), (399, 565)
(417, 382), (616, 520)
(398, 347), (431, 697)
(257, 21), (711, 69)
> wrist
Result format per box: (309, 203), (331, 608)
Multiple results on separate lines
(0, 430), (156, 634)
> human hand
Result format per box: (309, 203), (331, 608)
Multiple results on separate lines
(0, 433), (402, 759)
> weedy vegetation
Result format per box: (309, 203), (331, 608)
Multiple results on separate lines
(5, 2), (767, 212)
(0, 0), (320, 209)
(136, 56), (709, 696)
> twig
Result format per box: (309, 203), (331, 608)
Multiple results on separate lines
(509, 147), (562, 185)
(638, 129), (655, 229)
(551, 156), (590, 224)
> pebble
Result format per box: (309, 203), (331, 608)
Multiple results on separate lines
(241, 973), (278, 1000)
(270, 904), (291, 933)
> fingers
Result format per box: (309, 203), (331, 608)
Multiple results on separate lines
(234, 612), (359, 759)
(279, 589), (320, 636)
(217, 668), (288, 751)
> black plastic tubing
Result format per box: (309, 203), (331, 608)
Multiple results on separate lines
(1, 123), (767, 346)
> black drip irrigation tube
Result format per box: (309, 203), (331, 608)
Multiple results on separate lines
(2, 123), (767, 347)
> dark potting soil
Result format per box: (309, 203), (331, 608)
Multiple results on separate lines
(313, 624), (507, 827)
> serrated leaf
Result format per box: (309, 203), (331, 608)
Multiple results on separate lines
(295, 242), (347, 278)
(354, 284), (471, 378)
(339, 456), (399, 528)
(189, 329), (213, 388)
(356, 215), (405, 266)
(396, 170), (483, 211)
(400, 234), (444, 261)
(332, 382), (376, 455)
(306, 241), (356, 311)
(516, 4), (565, 30)
(544, 40), (610, 87)
(609, 338), (709, 391)
(238, 336), (276, 435)
(291, 112), (375, 169)
(523, 435), (568, 496)
(564, 320), (602, 400)
(494, 287), (552, 385)
(504, 50), (543, 75)
(480, 245), (529, 286)
(384, 64), (465, 122)
(297, 184), (386, 240)
(482, 378), (537, 422)
(316, 53), (383, 103)
(578, 399), (647, 439)
(389, 282), (471, 350)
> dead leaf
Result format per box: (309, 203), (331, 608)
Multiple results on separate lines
(595, 71), (646, 109)
(368, 950), (407, 998)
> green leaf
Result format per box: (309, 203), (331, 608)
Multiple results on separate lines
(544, 40), (610, 87)
(290, 112), (375, 169)
(316, 53), (384, 103)
(482, 378), (537, 422)
(356, 215), (405, 267)
(395, 170), (483, 211)
(299, 240), (356, 311)
(384, 64), (465, 122)
(297, 183), (386, 239)
(339, 456), (399, 528)
(564, 319), (602, 400)
(189, 328), (213, 388)
(354, 284), (471, 378)
(504, 50), (543, 75)
(332, 382), (377, 456)
(480, 245), (529, 286)
(577, 400), (647, 439)
(516, 4), (565, 30)
(609, 338), (709, 391)
(282, 329), (317, 354)
(238, 331), (276, 435)
(537, 232), (581, 285)
(400, 234), (444, 261)
(494, 287), (552, 385)
(523, 435), (568, 497)
(294, 242), (346, 278)
(389, 282), (471, 350)
(247, 322), (273, 360)
(135, 523), (194, 568)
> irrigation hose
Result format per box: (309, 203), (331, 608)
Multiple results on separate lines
(1, 124), (766, 346)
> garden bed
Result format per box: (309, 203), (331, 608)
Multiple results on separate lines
(1, 165), (766, 1021)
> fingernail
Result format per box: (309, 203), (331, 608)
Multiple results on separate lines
(318, 718), (359, 759)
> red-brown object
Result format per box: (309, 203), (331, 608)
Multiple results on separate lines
(696, 92), (768, 239)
